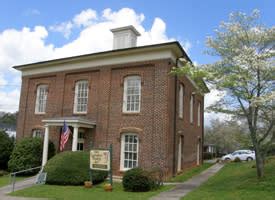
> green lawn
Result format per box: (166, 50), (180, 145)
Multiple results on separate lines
(182, 157), (275, 200)
(169, 163), (214, 182)
(11, 182), (173, 200)
(0, 175), (27, 187)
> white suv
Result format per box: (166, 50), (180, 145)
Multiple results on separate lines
(222, 150), (255, 161)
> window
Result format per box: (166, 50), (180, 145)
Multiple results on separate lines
(33, 129), (43, 138)
(190, 94), (194, 123)
(35, 85), (48, 114)
(197, 102), (201, 127)
(120, 134), (139, 170)
(77, 132), (84, 151)
(123, 76), (141, 113)
(74, 80), (89, 113)
(179, 84), (184, 118)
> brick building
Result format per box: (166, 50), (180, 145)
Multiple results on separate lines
(14, 26), (209, 178)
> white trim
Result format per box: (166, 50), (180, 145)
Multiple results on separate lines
(73, 80), (89, 114)
(179, 84), (184, 118)
(42, 117), (95, 129)
(123, 76), (141, 113)
(197, 102), (201, 127)
(35, 85), (48, 114)
(120, 133), (139, 171)
(190, 95), (194, 123)
(19, 47), (178, 76)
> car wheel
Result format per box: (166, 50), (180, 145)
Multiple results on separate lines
(247, 157), (253, 161)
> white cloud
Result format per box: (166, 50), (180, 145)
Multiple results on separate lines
(23, 9), (40, 16)
(73, 9), (97, 27)
(0, 7), (192, 112)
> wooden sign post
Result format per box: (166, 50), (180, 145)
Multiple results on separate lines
(90, 144), (113, 186)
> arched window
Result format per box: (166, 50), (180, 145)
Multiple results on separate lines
(190, 94), (194, 123)
(32, 129), (43, 138)
(197, 102), (201, 127)
(74, 80), (89, 113)
(35, 84), (48, 114)
(120, 133), (139, 170)
(179, 84), (184, 118)
(123, 76), (141, 113)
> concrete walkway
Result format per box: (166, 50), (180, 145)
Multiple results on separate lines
(151, 163), (224, 200)
(0, 176), (45, 200)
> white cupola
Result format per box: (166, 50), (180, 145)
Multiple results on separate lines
(110, 25), (141, 50)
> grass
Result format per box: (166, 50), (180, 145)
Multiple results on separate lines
(11, 182), (174, 200)
(182, 157), (275, 200)
(0, 175), (28, 187)
(169, 163), (214, 182)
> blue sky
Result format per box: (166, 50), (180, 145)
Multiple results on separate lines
(0, 0), (274, 119)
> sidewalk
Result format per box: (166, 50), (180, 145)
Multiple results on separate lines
(151, 163), (224, 200)
(0, 176), (45, 200)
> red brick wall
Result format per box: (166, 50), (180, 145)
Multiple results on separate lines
(16, 58), (204, 179)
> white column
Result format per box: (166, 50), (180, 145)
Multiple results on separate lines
(42, 125), (49, 167)
(72, 125), (79, 151)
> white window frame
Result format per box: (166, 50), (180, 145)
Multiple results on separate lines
(197, 102), (201, 127)
(73, 80), (89, 114)
(35, 85), (48, 114)
(123, 76), (141, 113)
(190, 94), (194, 123)
(179, 84), (184, 118)
(120, 133), (139, 171)
(32, 129), (43, 138)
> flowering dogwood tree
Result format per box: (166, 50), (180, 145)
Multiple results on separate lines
(172, 10), (274, 178)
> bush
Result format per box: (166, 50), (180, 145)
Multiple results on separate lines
(203, 152), (215, 160)
(8, 138), (55, 174)
(122, 168), (159, 192)
(0, 130), (14, 170)
(233, 157), (241, 162)
(44, 151), (108, 185)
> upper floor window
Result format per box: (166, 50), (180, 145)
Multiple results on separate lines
(32, 129), (43, 138)
(179, 84), (184, 118)
(35, 85), (48, 114)
(120, 134), (139, 170)
(198, 102), (201, 127)
(123, 76), (141, 113)
(74, 80), (89, 114)
(190, 94), (194, 123)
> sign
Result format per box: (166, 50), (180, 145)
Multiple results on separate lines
(90, 150), (110, 171)
(36, 172), (47, 184)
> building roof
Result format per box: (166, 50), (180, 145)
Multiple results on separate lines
(13, 41), (209, 93)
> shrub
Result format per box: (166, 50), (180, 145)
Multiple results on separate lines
(44, 151), (107, 185)
(122, 168), (159, 192)
(233, 157), (241, 162)
(203, 152), (215, 160)
(0, 130), (14, 170)
(8, 138), (55, 174)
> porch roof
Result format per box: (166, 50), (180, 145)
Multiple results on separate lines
(42, 117), (96, 128)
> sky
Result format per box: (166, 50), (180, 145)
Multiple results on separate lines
(0, 0), (274, 124)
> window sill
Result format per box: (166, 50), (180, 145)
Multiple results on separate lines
(35, 112), (46, 115)
(122, 112), (140, 116)
(73, 112), (87, 115)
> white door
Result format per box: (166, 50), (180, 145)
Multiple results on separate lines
(177, 137), (182, 172)
(197, 141), (200, 165)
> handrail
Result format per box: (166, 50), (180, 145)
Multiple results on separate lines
(10, 166), (41, 192)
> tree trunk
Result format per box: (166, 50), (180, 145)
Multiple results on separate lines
(254, 143), (265, 178)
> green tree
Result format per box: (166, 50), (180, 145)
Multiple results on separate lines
(0, 130), (14, 170)
(172, 10), (274, 178)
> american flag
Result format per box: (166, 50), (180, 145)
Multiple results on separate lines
(59, 121), (71, 151)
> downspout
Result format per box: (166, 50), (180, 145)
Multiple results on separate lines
(172, 58), (179, 176)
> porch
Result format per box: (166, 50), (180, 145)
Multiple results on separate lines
(41, 117), (96, 167)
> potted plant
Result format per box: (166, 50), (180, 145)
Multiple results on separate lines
(84, 181), (93, 188)
(103, 183), (112, 191)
